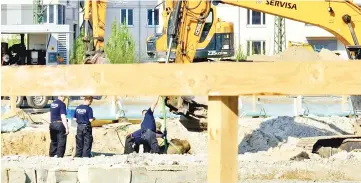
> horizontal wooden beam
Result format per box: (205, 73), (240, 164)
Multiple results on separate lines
(2, 61), (361, 96)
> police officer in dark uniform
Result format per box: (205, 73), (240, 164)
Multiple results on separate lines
(124, 96), (166, 154)
(73, 96), (95, 158)
(49, 96), (69, 158)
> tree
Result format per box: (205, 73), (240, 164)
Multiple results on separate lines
(105, 18), (136, 64)
(70, 28), (85, 64)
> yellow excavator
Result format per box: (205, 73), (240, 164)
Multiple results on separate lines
(287, 41), (314, 52)
(81, 0), (109, 64)
(146, 2), (235, 62)
(82, 0), (361, 154)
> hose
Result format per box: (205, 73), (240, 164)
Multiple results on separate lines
(162, 96), (169, 152)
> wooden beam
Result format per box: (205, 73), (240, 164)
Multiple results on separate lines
(208, 96), (238, 183)
(2, 61), (361, 96)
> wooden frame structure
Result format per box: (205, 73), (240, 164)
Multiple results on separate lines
(2, 61), (361, 183)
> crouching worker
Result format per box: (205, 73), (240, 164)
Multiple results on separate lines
(73, 96), (95, 158)
(124, 96), (166, 154)
(124, 128), (165, 154)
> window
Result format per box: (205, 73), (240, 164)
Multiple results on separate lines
(247, 41), (266, 56)
(199, 9), (213, 42)
(120, 9), (133, 26)
(73, 24), (78, 41)
(49, 5), (54, 23)
(247, 9), (266, 25)
(57, 5), (65, 24)
(307, 40), (337, 52)
(147, 9), (159, 26)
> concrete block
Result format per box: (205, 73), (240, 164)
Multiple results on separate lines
(36, 169), (48, 183)
(2, 168), (9, 183)
(24, 169), (36, 183)
(46, 168), (78, 183)
(78, 166), (131, 183)
(131, 166), (207, 183)
(8, 168), (26, 183)
(130, 167), (156, 183)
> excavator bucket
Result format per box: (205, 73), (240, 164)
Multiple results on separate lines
(84, 52), (110, 64)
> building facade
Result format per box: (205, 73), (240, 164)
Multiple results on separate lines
(102, 1), (160, 61)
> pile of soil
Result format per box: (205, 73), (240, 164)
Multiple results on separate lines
(1, 125), (127, 156)
(247, 46), (345, 62)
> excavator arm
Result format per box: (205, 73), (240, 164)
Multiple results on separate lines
(82, 0), (109, 64)
(165, 0), (361, 122)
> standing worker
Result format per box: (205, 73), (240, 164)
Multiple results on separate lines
(49, 96), (69, 158)
(73, 96), (95, 158)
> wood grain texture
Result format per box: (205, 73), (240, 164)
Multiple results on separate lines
(208, 96), (238, 183)
(2, 61), (361, 96)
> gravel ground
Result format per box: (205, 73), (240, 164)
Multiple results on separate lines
(2, 103), (361, 181)
(2, 152), (361, 181)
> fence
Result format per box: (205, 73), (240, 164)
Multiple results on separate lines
(2, 61), (361, 183)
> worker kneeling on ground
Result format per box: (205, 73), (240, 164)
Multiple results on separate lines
(125, 96), (166, 154)
(73, 96), (95, 158)
(49, 96), (69, 158)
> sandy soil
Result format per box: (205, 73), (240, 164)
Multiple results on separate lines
(2, 109), (361, 181)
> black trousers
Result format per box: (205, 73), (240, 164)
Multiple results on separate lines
(75, 124), (93, 158)
(141, 129), (161, 154)
(49, 122), (67, 158)
(123, 136), (151, 154)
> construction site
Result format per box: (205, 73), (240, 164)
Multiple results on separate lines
(2, 0), (361, 183)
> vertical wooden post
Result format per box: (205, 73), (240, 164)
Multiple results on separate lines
(10, 96), (17, 112)
(208, 96), (238, 183)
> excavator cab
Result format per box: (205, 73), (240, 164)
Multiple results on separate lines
(146, 5), (234, 62)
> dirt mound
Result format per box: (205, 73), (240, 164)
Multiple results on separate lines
(1, 121), (191, 156)
(247, 46), (345, 62)
(278, 46), (321, 61)
(247, 54), (279, 62)
(319, 48), (346, 61)
(238, 116), (356, 154)
(1, 126), (127, 156)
